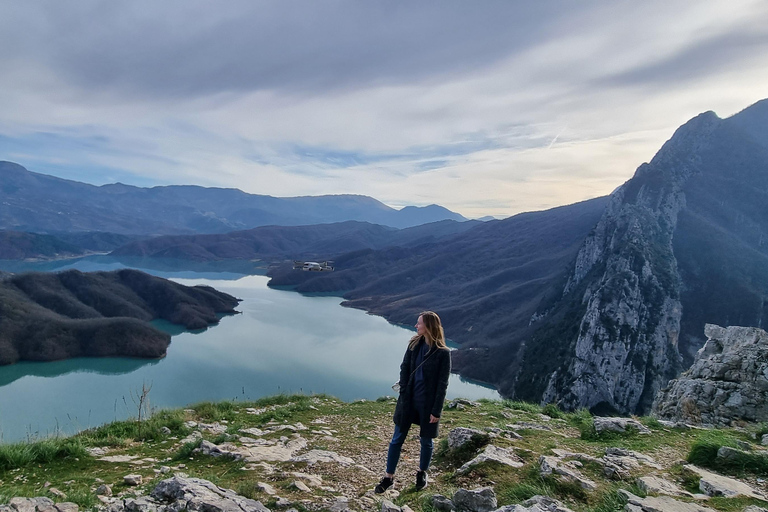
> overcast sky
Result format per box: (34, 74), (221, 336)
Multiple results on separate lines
(1, 1), (767, 218)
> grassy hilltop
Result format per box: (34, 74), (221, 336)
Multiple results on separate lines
(1, 394), (767, 512)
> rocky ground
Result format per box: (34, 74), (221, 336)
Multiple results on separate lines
(1, 395), (767, 512)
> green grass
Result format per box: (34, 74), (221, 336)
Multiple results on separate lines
(541, 403), (564, 419)
(503, 400), (542, 414)
(687, 433), (768, 476)
(80, 409), (189, 446)
(173, 439), (202, 460)
(0, 437), (88, 471)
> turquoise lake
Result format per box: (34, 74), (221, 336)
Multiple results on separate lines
(0, 257), (499, 443)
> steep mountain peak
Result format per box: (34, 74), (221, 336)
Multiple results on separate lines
(727, 97), (768, 149)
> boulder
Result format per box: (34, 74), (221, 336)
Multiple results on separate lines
(452, 488), (497, 512)
(456, 445), (524, 474)
(95, 485), (112, 497)
(151, 476), (270, 512)
(256, 483), (276, 495)
(448, 428), (490, 450)
(538, 456), (597, 491)
(619, 490), (717, 512)
(653, 324), (768, 426)
(124, 475), (143, 486)
(593, 417), (651, 435)
(9, 498), (56, 512)
(495, 495), (575, 512)
(431, 495), (455, 512)
(124, 497), (158, 512)
(683, 464), (766, 499)
(381, 500), (401, 512)
(290, 449), (354, 465)
(290, 481), (311, 493)
(636, 476), (692, 498)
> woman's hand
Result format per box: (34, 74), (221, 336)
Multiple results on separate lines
(429, 414), (439, 423)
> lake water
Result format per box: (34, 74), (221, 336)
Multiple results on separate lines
(0, 258), (499, 443)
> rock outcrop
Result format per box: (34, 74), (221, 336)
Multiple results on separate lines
(652, 323), (768, 425)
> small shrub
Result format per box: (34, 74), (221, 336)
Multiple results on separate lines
(65, 488), (99, 509)
(642, 416), (663, 430)
(173, 440), (201, 461)
(192, 401), (238, 421)
(686, 431), (768, 476)
(81, 409), (188, 445)
(590, 489), (628, 512)
(498, 480), (553, 504)
(542, 403), (564, 419)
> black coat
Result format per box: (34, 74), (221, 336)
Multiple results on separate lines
(392, 337), (451, 438)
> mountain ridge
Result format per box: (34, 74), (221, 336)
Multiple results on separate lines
(0, 161), (467, 235)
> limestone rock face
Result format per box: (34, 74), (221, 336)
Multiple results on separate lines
(536, 113), (724, 415)
(652, 324), (768, 425)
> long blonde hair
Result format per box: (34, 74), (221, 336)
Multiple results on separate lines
(408, 311), (447, 350)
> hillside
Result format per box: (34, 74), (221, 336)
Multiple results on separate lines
(0, 269), (239, 365)
(267, 196), (609, 353)
(1, 394), (767, 512)
(0, 162), (466, 235)
(111, 220), (481, 262)
(0, 230), (140, 260)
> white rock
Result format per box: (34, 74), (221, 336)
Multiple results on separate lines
(124, 475), (143, 486)
(683, 464), (766, 499)
(291, 481), (311, 492)
(257, 482), (277, 495)
(95, 484), (113, 497)
(290, 449), (354, 465)
(593, 417), (651, 435)
(636, 476), (692, 497)
(456, 445), (524, 474)
(619, 490), (717, 512)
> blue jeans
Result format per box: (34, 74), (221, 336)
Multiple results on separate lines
(386, 423), (434, 474)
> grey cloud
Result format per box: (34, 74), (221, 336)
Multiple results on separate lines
(594, 27), (768, 90)
(0, 0), (584, 99)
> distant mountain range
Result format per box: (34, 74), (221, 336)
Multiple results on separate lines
(0, 161), (467, 236)
(110, 219), (481, 261)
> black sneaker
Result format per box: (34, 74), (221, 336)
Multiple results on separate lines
(415, 470), (427, 490)
(375, 476), (394, 494)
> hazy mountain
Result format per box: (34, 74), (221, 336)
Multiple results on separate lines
(111, 219), (481, 261)
(0, 162), (466, 235)
(267, 99), (768, 415)
(0, 230), (141, 260)
(0, 269), (239, 365)
(0, 231), (83, 260)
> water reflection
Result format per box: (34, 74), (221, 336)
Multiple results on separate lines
(0, 357), (161, 388)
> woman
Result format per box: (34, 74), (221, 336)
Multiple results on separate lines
(375, 311), (451, 493)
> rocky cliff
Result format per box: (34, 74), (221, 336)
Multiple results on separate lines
(653, 323), (768, 426)
(503, 100), (768, 415)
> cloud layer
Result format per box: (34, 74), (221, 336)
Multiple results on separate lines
(1, 1), (767, 217)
